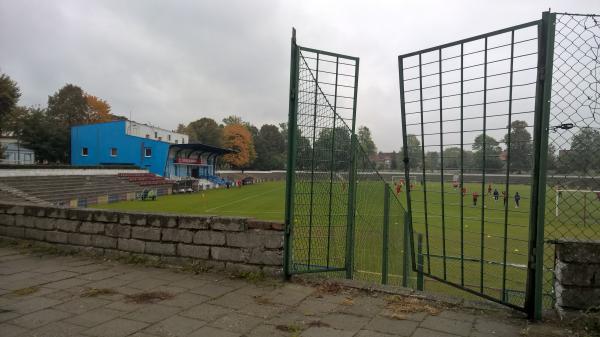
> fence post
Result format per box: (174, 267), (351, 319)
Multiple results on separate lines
(382, 184), (390, 284)
(526, 11), (555, 320)
(345, 134), (358, 279)
(283, 28), (299, 280)
(417, 233), (424, 291)
(402, 212), (410, 288)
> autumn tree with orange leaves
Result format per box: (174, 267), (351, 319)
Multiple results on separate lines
(85, 94), (116, 123)
(221, 124), (256, 169)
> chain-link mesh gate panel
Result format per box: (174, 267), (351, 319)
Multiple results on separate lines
(286, 34), (413, 287)
(398, 20), (543, 311)
(287, 46), (358, 274)
(545, 13), (600, 309)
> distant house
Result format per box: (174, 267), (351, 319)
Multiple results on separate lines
(0, 136), (35, 164)
(369, 152), (395, 170)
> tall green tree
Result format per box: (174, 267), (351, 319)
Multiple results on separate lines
(441, 147), (474, 172)
(313, 127), (352, 171)
(184, 117), (223, 146)
(253, 124), (285, 170)
(566, 127), (600, 173)
(398, 134), (422, 170)
(472, 134), (503, 171)
(0, 73), (21, 134)
(19, 107), (67, 163)
(357, 126), (377, 157)
(46, 84), (88, 162)
(503, 120), (532, 173)
(424, 151), (439, 172)
(222, 115), (243, 126)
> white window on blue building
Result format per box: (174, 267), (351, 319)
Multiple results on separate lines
(110, 147), (118, 157)
(82, 147), (89, 156)
(144, 147), (152, 157)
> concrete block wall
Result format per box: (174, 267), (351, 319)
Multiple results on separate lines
(0, 202), (284, 275)
(554, 240), (600, 315)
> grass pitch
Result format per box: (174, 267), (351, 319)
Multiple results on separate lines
(95, 178), (597, 308)
(94, 181), (285, 221)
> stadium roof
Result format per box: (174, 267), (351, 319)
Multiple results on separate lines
(169, 143), (236, 155)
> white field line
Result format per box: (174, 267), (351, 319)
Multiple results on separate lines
(204, 186), (284, 212)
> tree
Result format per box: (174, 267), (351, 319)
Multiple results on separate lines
(19, 107), (67, 163)
(0, 73), (21, 134)
(565, 127), (600, 173)
(44, 84), (89, 162)
(253, 124), (285, 170)
(85, 94), (115, 123)
(472, 134), (503, 171)
(221, 124), (256, 169)
(222, 115), (243, 126)
(358, 126), (377, 157)
(503, 120), (532, 173)
(184, 118), (223, 146)
(398, 134), (422, 170)
(313, 127), (352, 171)
(547, 143), (558, 171)
(424, 151), (439, 172)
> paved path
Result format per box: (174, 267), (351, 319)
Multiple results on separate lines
(0, 246), (529, 337)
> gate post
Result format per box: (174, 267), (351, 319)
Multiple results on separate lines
(402, 212), (410, 287)
(284, 28), (299, 280)
(382, 184), (390, 284)
(345, 134), (358, 279)
(526, 11), (555, 320)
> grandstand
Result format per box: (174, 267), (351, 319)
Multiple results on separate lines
(0, 170), (172, 207)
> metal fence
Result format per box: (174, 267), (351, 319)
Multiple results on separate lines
(544, 12), (600, 312)
(284, 30), (413, 287)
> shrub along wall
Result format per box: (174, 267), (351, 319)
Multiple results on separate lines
(0, 202), (283, 275)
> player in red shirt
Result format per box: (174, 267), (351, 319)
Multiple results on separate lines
(487, 184), (492, 195)
(461, 187), (467, 197)
(395, 183), (402, 195)
(472, 192), (479, 207)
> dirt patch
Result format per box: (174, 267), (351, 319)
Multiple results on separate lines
(253, 295), (273, 305)
(12, 286), (39, 296)
(80, 288), (119, 298)
(384, 295), (443, 319)
(307, 320), (330, 328)
(275, 324), (303, 333)
(124, 291), (174, 304)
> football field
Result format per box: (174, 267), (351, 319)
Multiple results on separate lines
(95, 179), (598, 307)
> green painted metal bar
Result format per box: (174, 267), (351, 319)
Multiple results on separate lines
(284, 28), (299, 279)
(526, 11), (555, 321)
(417, 233), (424, 291)
(398, 56), (417, 273)
(438, 48), (447, 280)
(398, 20), (540, 59)
(345, 57), (360, 279)
(298, 46), (359, 62)
(382, 183), (390, 284)
(306, 52), (320, 271)
(326, 57), (339, 269)
(418, 53), (432, 274)
(502, 30), (516, 303)
(345, 134), (358, 279)
(402, 212), (410, 288)
(459, 43), (465, 287)
(480, 37), (488, 294)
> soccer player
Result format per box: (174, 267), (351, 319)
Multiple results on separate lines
(472, 191), (479, 207)
(461, 187), (467, 197)
(487, 184), (492, 196)
(514, 192), (521, 208)
(396, 182), (402, 195)
(502, 191), (507, 206)
(493, 188), (499, 202)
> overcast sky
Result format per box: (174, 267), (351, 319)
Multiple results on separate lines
(1, 0), (598, 151)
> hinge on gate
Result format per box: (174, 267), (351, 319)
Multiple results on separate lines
(290, 90), (296, 100)
(538, 66), (545, 81)
(403, 157), (409, 165)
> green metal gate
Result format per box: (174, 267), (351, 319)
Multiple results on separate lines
(398, 13), (556, 318)
(284, 29), (413, 286)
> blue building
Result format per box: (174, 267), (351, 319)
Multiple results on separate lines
(71, 120), (233, 179)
